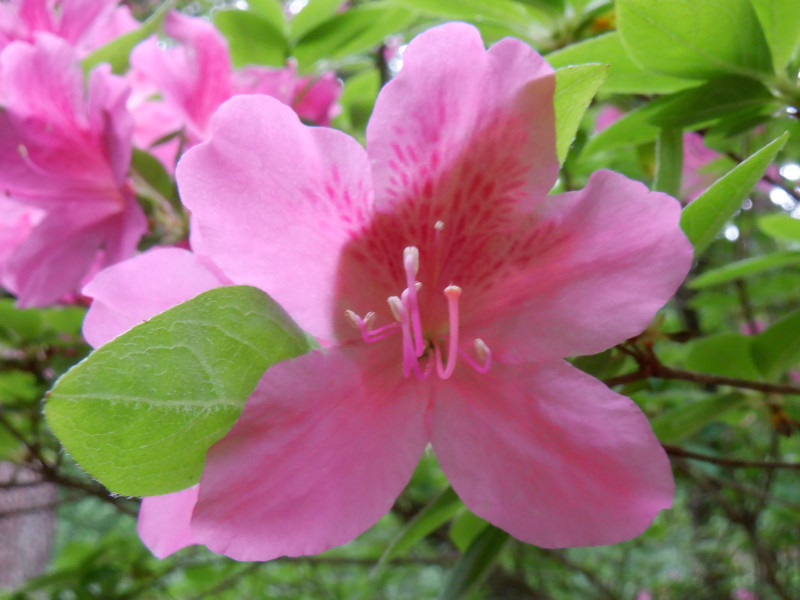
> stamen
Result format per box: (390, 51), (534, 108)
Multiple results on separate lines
(344, 309), (398, 343)
(387, 296), (403, 322)
(435, 285), (462, 379)
(460, 338), (492, 374)
(402, 246), (425, 358)
(392, 294), (429, 380)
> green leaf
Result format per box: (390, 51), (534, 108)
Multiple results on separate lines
(617, 0), (773, 79)
(81, 0), (175, 74)
(553, 64), (608, 164)
(646, 76), (775, 129)
(439, 525), (510, 600)
(293, 4), (415, 68)
(689, 251), (800, 288)
(685, 334), (761, 380)
(290, 0), (352, 41)
(214, 9), (289, 67)
(449, 510), (489, 552)
(583, 103), (661, 155)
(546, 32), (695, 94)
(751, 308), (800, 377)
(680, 133), (788, 254)
(131, 148), (177, 208)
(653, 127), (683, 197)
(758, 213), (800, 242)
(246, 0), (288, 35)
(651, 392), (748, 443)
(750, 0), (800, 72)
(45, 286), (310, 497)
(0, 299), (43, 342)
(379, 487), (462, 565)
(389, 0), (553, 26)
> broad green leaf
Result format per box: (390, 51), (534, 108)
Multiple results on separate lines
(646, 76), (775, 129)
(583, 103), (661, 155)
(81, 0), (175, 74)
(617, 0), (773, 79)
(689, 251), (800, 288)
(751, 308), (800, 377)
(449, 510), (489, 552)
(585, 76), (774, 155)
(389, 0), (555, 26)
(553, 64), (607, 163)
(439, 525), (509, 600)
(293, 4), (415, 67)
(758, 213), (800, 242)
(545, 32), (695, 94)
(651, 392), (748, 443)
(246, 0), (288, 34)
(685, 334), (761, 380)
(680, 133), (788, 254)
(45, 286), (310, 497)
(290, 0), (348, 40)
(131, 148), (177, 209)
(379, 487), (462, 565)
(653, 128), (683, 197)
(750, 0), (800, 72)
(214, 9), (289, 67)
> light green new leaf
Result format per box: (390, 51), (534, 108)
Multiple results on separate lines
(652, 392), (748, 444)
(750, 0), (800, 72)
(449, 510), (489, 552)
(439, 525), (510, 600)
(546, 32), (695, 94)
(214, 10), (289, 67)
(758, 213), (800, 242)
(689, 251), (800, 288)
(45, 286), (310, 497)
(379, 487), (462, 566)
(583, 103), (661, 155)
(246, 0), (288, 35)
(81, 0), (175, 74)
(751, 308), (800, 378)
(680, 133), (788, 254)
(389, 0), (556, 27)
(685, 334), (761, 380)
(553, 64), (607, 163)
(617, 0), (773, 79)
(290, 0), (348, 41)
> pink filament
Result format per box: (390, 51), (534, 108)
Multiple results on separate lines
(435, 285), (461, 379)
(403, 247), (425, 358)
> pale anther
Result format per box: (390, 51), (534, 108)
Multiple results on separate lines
(444, 284), (462, 299)
(387, 296), (403, 322)
(434, 220), (444, 231)
(474, 338), (489, 362)
(403, 246), (419, 275)
(344, 309), (361, 329)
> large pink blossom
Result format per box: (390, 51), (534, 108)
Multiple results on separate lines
(84, 23), (693, 560)
(0, 34), (146, 306)
(0, 0), (137, 56)
(127, 11), (341, 169)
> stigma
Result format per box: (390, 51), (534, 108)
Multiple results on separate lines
(345, 246), (491, 380)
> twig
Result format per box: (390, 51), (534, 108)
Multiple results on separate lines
(664, 444), (800, 470)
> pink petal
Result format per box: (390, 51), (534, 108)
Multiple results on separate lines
(366, 22), (558, 214)
(191, 344), (428, 561)
(464, 170), (693, 363)
(430, 359), (674, 548)
(178, 95), (374, 343)
(293, 72), (342, 126)
(138, 486), (200, 559)
(5, 202), (120, 307)
(130, 11), (232, 142)
(82, 247), (227, 347)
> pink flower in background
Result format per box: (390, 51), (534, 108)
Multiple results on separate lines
(84, 23), (692, 561)
(0, 34), (146, 306)
(0, 0), (137, 56)
(127, 11), (341, 169)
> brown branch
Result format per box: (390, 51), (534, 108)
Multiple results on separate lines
(664, 444), (800, 470)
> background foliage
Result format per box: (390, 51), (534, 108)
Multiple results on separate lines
(1, 0), (799, 598)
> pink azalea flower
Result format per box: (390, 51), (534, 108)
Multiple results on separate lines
(84, 23), (692, 560)
(0, 0), (138, 56)
(127, 11), (341, 169)
(0, 34), (146, 306)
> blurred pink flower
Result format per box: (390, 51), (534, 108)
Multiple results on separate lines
(127, 11), (341, 170)
(85, 23), (692, 561)
(0, 0), (137, 56)
(732, 588), (759, 600)
(0, 34), (146, 306)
